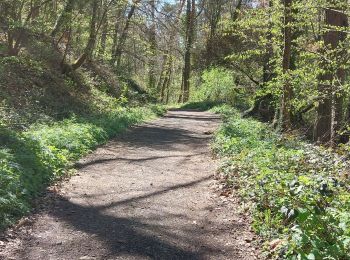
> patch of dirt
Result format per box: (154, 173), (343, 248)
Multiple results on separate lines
(0, 110), (260, 260)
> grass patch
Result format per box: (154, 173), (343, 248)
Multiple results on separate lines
(212, 105), (350, 259)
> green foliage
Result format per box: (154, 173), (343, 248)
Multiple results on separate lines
(222, 0), (350, 129)
(191, 67), (237, 104)
(212, 105), (350, 259)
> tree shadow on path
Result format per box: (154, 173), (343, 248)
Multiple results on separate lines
(14, 111), (226, 260)
(28, 176), (221, 259)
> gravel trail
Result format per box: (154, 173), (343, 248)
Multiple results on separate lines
(1, 110), (259, 260)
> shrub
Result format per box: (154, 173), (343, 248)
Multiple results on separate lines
(212, 105), (350, 259)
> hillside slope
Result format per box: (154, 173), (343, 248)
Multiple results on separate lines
(0, 37), (163, 230)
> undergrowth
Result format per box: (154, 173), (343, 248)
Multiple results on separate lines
(211, 105), (350, 259)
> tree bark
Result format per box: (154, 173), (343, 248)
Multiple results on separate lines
(148, 0), (157, 91)
(279, 0), (293, 130)
(161, 56), (173, 102)
(99, 0), (109, 58)
(71, 0), (99, 70)
(112, 0), (140, 70)
(2, 0), (51, 56)
(31, 0), (41, 20)
(231, 0), (243, 21)
(205, 0), (224, 66)
(181, 0), (196, 103)
(314, 5), (348, 143)
(158, 0), (184, 102)
(51, 0), (75, 38)
(245, 0), (275, 121)
(111, 6), (124, 63)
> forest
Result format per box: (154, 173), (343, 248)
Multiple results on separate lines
(0, 0), (350, 259)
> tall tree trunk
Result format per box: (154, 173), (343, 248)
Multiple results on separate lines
(205, 0), (224, 66)
(51, 0), (75, 38)
(244, 0), (275, 121)
(263, 0), (274, 84)
(161, 57), (172, 102)
(61, 26), (72, 68)
(166, 74), (171, 104)
(148, 0), (157, 91)
(99, 0), (109, 59)
(279, 0), (293, 130)
(181, 0), (195, 103)
(31, 0), (41, 20)
(159, 0), (184, 102)
(314, 5), (348, 143)
(71, 0), (99, 70)
(157, 54), (168, 93)
(111, 6), (124, 63)
(112, 0), (140, 70)
(231, 0), (243, 21)
(3, 0), (50, 56)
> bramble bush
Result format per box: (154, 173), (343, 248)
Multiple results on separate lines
(212, 105), (350, 259)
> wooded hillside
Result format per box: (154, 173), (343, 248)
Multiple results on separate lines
(1, 0), (349, 144)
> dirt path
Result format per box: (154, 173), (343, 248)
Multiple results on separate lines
(1, 110), (259, 260)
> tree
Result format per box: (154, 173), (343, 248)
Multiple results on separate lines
(0, 0), (52, 56)
(314, 3), (348, 143)
(111, 0), (141, 70)
(51, 0), (75, 39)
(180, 0), (196, 103)
(279, 0), (293, 130)
(98, 0), (109, 58)
(157, 0), (185, 102)
(148, 0), (157, 91)
(0, 0), (349, 147)
(71, 0), (100, 70)
(204, 0), (225, 66)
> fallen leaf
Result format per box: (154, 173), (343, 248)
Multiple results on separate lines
(270, 239), (283, 250)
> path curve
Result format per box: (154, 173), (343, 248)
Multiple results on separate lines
(1, 110), (259, 260)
